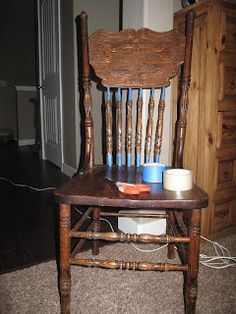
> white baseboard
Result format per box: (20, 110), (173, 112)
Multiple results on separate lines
(62, 163), (77, 177)
(18, 139), (35, 146)
(15, 85), (37, 92)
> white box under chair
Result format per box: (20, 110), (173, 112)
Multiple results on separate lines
(118, 209), (166, 235)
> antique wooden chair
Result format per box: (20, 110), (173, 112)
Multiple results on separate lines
(55, 10), (208, 314)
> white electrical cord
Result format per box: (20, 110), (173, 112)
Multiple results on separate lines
(199, 235), (236, 269)
(131, 243), (168, 253)
(72, 206), (115, 232)
(0, 176), (56, 191)
(72, 206), (168, 253)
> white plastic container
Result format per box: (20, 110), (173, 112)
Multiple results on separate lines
(118, 209), (166, 235)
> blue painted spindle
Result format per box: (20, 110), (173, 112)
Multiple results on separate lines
(139, 87), (143, 97)
(161, 86), (165, 100)
(106, 87), (113, 167)
(154, 155), (160, 163)
(116, 87), (122, 167)
(107, 87), (111, 101)
(151, 87), (155, 97)
(145, 88), (155, 163)
(146, 154), (151, 163)
(126, 88), (132, 167)
(136, 88), (143, 168)
(154, 87), (166, 163)
(117, 87), (121, 101)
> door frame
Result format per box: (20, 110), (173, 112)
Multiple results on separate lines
(37, 0), (64, 168)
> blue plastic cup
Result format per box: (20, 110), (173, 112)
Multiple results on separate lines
(142, 163), (167, 183)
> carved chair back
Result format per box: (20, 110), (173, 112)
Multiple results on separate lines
(78, 11), (195, 170)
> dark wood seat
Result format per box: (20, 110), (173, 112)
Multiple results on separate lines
(55, 10), (208, 314)
(55, 165), (208, 209)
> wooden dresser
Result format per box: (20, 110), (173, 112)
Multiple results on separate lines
(173, 0), (236, 237)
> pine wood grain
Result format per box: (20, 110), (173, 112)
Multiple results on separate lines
(174, 0), (236, 237)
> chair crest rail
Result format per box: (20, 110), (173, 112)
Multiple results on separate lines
(89, 28), (186, 88)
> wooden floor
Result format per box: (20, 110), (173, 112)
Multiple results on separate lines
(0, 142), (69, 274)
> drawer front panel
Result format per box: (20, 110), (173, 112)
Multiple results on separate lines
(217, 159), (234, 185)
(218, 53), (236, 111)
(223, 67), (236, 98)
(212, 201), (230, 233)
(219, 64), (236, 100)
(223, 13), (236, 52)
(222, 120), (236, 145)
(230, 199), (236, 224)
(218, 112), (236, 147)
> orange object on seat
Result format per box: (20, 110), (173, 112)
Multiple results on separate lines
(135, 184), (151, 192)
(116, 182), (151, 194)
(119, 185), (140, 194)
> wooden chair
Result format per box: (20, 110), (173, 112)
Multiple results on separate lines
(55, 10), (208, 314)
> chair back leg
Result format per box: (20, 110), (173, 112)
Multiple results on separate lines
(92, 207), (101, 255)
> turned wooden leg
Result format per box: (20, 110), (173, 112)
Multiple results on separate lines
(92, 207), (100, 255)
(59, 204), (71, 314)
(167, 210), (175, 259)
(185, 208), (201, 314)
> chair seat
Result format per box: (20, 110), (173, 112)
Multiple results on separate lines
(55, 165), (208, 209)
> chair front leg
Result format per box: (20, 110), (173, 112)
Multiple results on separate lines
(92, 207), (100, 255)
(59, 204), (71, 314)
(185, 208), (201, 314)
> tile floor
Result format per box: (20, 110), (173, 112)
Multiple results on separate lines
(0, 142), (68, 273)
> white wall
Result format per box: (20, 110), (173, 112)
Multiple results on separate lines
(15, 87), (37, 145)
(173, 0), (182, 13)
(123, 0), (177, 166)
(0, 86), (17, 138)
(123, 0), (144, 29)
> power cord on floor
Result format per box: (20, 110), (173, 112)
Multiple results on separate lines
(0, 176), (56, 191)
(199, 235), (236, 269)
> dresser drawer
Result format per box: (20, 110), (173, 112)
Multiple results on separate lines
(215, 154), (236, 201)
(221, 12), (236, 52)
(212, 201), (230, 233)
(219, 64), (236, 99)
(230, 199), (236, 224)
(218, 53), (236, 111)
(217, 159), (235, 186)
(217, 112), (236, 147)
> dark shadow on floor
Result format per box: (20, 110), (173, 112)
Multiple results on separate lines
(0, 141), (69, 273)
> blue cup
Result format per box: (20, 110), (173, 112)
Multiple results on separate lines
(142, 163), (167, 183)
